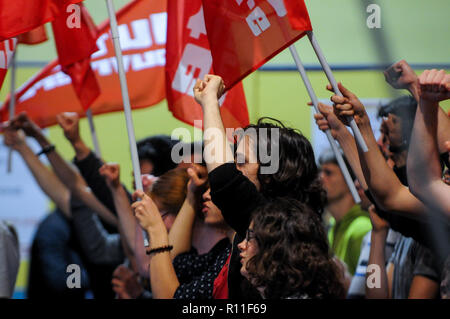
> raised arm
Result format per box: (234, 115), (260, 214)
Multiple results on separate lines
(384, 60), (450, 155)
(3, 128), (71, 217)
(313, 101), (368, 190)
(10, 113), (117, 227)
(57, 112), (129, 218)
(365, 206), (390, 299)
(168, 164), (208, 260)
(132, 190), (180, 299)
(99, 163), (137, 253)
(193, 75), (233, 173)
(407, 69), (450, 217)
(331, 83), (427, 218)
(56, 112), (91, 161)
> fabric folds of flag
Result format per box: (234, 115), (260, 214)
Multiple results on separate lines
(0, 38), (17, 90)
(166, 0), (249, 130)
(51, 2), (100, 110)
(202, 0), (312, 89)
(1, 0), (167, 128)
(0, 0), (83, 41)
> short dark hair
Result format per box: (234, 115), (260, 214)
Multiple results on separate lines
(137, 135), (179, 176)
(246, 197), (346, 299)
(241, 117), (326, 216)
(318, 147), (356, 181)
(378, 95), (417, 145)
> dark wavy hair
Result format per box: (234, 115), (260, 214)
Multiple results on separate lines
(239, 117), (326, 216)
(137, 135), (180, 176)
(245, 198), (346, 299)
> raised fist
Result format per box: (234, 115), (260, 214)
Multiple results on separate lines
(418, 69), (450, 102)
(56, 112), (81, 143)
(193, 74), (225, 107)
(99, 163), (121, 189)
(384, 60), (418, 90)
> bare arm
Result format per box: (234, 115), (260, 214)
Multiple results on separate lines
(133, 190), (180, 299)
(168, 198), (196, 261)
(168, 164), (208, 260)
(4, 129), (71, 217)
(365, 207), (390, 299)
(384, 60), (450, 154)
(314, 102), (368, 190)
(133, 222), (150, 277)
(407, 69), (450, 216)
(331, 83), (427, 218)
(193, 75), (234, 173)
(56, 112), (91, 161)
(99, 164), (137, 253)
(10, 113), (117, 227)
(408, 276), (439, 299)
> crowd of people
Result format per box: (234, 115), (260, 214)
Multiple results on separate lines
(0, 60), (449, 299)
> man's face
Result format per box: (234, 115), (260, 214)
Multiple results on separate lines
(139, 159), (154, 175)
(320, 162), (350, 203)
(383, 114), (403, 149)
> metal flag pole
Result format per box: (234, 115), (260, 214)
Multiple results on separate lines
(86, 109), (102, 159)
(7, 50), (17, 173)
(105, 0), (149, 247)
(288, 45), (361, 203)
(307, 31), (369, 153)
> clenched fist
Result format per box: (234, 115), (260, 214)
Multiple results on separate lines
(193, 74), (225, 108)
(56, 112), (81, 143)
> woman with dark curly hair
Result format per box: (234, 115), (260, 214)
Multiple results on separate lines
(193, 75), (329, 299)
(238, 198), (346, 299)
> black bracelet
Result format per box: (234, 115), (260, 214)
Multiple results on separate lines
(146, 245), (173, 255)
(36, 144), (55, 156)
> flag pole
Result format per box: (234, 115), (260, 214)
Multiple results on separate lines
(104, 0), (149, 247)
(86, 109), (101, 159)
(7, 50), (17, 173)
(307, 31), (369, 153)
(288, 45), (361, 203)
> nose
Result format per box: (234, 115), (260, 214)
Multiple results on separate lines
(237, 239), (246, 252)
(202, 188), (211, 201)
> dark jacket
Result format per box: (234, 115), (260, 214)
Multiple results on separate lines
(209, 162), (265, 300)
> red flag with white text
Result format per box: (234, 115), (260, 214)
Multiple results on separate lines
(166, 0), (249, 130)
(51, 3), (100, 109)
(0, 0), (83, 41)
(202, 0), (312, 89)
(1, 0), (167, 128)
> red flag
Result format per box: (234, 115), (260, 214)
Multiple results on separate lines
(166, 0), (249, 130)
(0, 38), (17, 90)
(0, 0), (83, 41)
(202, 0), (312, 89)
(1, 0), (167, 128)
(283, 0), (312, 30)
(17, 26), (48, 45)
(52, 3), (100, 110)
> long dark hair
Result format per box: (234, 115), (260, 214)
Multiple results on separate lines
(240, 117), (326, 216)
(245, 198), (346, 299)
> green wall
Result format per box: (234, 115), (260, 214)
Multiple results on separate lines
(1, 0), (449, 191)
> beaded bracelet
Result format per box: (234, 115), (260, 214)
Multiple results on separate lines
(146, 245), (173, 255)
(36, 144), (55, 156)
